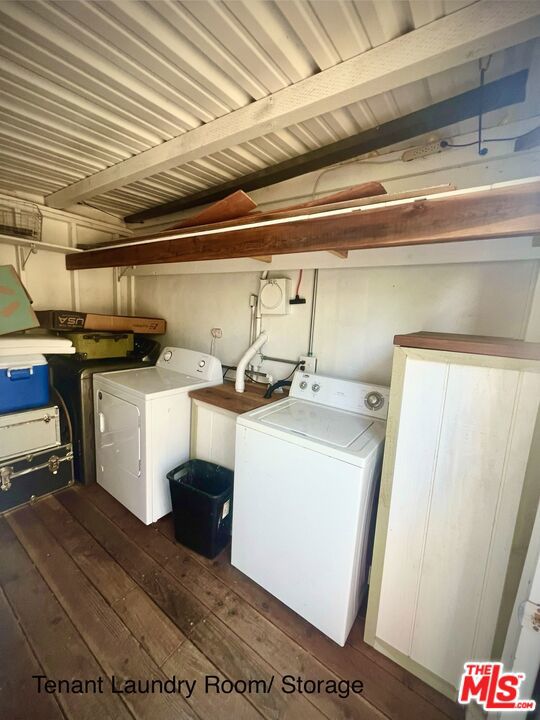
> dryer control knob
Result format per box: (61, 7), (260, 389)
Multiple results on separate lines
(199, 360), (206, 367)
(312, 383), (320, 392)
(299, 381), (307, 390)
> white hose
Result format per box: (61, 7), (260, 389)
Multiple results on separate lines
(235, 332), (268, 393)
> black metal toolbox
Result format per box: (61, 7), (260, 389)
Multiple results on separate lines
(0, 443), (74, 513)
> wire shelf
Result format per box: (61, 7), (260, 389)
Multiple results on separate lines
(0, 201), (42, 242)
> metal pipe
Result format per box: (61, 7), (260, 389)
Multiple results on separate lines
(249, 293), (257, 345)
(308, 269), (319, 356)
(261, 355), (297, 366)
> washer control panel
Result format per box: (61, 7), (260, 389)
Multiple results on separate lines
(156, 347), (222, 381)
(290, 371), (389, 419)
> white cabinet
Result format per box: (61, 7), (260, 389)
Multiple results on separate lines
(365, 336), (540, 698)
(190, 399), (237, 470)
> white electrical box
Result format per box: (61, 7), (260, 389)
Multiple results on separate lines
(259, 278), (290, 315)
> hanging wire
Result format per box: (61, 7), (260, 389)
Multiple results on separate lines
(440, 54), (536, 152)
(477, 55), (492, 156)
(441, 132), (534, 148)
(296, 269), (303, 296)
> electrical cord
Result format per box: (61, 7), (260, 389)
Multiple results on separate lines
(282, 362), (301, 381)
(50, 385), (73, 446)
(244, 361), (301, 387)
(222, 365), (237, 380)
(244, 371), (268, 385)
(441, 131), (534, 149)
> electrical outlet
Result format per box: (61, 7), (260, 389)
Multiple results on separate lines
(299, 355), (317, 373)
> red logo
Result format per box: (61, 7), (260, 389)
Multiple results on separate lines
(458, 662), (536, 712)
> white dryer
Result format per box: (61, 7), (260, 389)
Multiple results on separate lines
(232, 371), (388, 646)
(93, 347), (222, 524)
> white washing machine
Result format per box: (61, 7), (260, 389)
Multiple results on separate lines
(93, 347), (222, 524)
(232, 371), (388, 646)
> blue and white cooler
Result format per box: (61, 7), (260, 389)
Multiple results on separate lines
(0, 354), (50, 414)
(0, 333), (74, 414)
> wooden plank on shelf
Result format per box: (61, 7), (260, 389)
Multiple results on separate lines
(167, 190), (257, 229)
(66, 179), (540, 270)
(0, 517), (132, 720)
(278, 181), (386, 259)
(82, 181), (387, 253)
(273, 181), (386, 212)
(78, 183), (451, 254)
(82, 190), (258, 250)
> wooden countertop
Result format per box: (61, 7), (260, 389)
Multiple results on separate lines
(394, 331), (540, 360)
(189, 380), (288, 414)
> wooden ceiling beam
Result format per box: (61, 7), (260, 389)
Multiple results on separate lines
(65, 179), (540, 271)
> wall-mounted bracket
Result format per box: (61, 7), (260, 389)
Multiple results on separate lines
(117, 266), (134, 281)
(21, 243), (38, 270)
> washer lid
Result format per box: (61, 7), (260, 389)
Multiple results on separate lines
(259, 400), (373, 447)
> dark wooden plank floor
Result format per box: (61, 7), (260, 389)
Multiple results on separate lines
(1, 485), (465, 720)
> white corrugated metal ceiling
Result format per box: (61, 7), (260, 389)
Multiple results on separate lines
(0, 0), (538, 217)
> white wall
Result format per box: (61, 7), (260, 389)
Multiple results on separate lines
(0, 195), (130, 319)
(133, 121), (540, 386)
(136, 261), (538, 385)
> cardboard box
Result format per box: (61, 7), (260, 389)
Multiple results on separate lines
(36, 310), (166, 335)
(0, 265), (39, 335)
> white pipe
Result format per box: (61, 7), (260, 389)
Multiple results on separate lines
(235, 332), (268, 393)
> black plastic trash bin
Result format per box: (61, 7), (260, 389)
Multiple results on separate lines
(167, 459), (233, 559)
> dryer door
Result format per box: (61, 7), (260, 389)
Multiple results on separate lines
(95, 389), (146, 521)
(96, 389), (141, 476)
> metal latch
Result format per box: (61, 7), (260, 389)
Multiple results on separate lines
(1, 466), (13, 492)
(48, 456), (60, 474)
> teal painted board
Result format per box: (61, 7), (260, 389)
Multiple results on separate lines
(0, 265), (39, 335)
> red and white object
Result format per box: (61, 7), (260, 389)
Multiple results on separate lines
(232, 371), (388, 646)
(93, 347), (222, 524)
